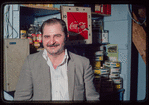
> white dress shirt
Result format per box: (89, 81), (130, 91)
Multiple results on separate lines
(42, 49), (69, 100)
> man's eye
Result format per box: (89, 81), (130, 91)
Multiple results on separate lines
(55, 34), (61, 37)
(44, 36), (50, 38)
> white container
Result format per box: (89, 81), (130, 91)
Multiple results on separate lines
(102, 30), (109, 44)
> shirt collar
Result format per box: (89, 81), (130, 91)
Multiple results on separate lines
(42, 48), (69, 62)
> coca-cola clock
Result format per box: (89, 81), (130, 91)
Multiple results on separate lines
(61, 6), (92, 45)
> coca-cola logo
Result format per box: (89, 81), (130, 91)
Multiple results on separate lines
(69, 21), (87, 34)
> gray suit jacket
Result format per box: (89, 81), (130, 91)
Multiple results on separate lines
(14, 50), (99, 101)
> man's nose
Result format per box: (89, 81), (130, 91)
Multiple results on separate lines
(49, 37), (56, 45)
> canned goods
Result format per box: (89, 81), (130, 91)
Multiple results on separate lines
(95, 56), (103, 61)
(110, 61), (121, 67)
(95, 51), (103, 55)
(112, 78), (122, 84)
(100, 68), (110, 75)
(44, 4), (53, 7)
(110, 67), (121, 74)
(95, 61), (101, 68)
(20, 30), (27, 39)
(109, 73), (120, 79)
(94, 69), (101, 74)
(112, 78), (123, 89)
(100, 74), (109, 79)
(102, 30), (109, 44)
(28, 36), (33, 44)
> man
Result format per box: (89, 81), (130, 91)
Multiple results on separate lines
(14, 18), (99, 101)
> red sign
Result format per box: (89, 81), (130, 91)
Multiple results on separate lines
(67, 12), (88, 40)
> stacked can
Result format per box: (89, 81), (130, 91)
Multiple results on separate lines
(93, 45), (104, 78)
(100, 66), (113, 92)
(104, 61), (123, 90)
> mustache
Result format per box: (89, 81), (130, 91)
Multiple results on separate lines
(46, 43), (60, 47)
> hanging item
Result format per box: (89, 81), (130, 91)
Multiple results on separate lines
(61, 6), (92, 45)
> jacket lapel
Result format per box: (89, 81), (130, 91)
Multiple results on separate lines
(67, 52), (75, 100)
(39, 51), (52, 100)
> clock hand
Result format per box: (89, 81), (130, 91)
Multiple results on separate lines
(78, 28), (89, 34)
(70, 13), (82, 33)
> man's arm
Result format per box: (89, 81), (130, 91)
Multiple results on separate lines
(14, 56), (33, 100)
(84, 59), (100, 100)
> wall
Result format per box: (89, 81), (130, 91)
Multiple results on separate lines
(104, 4), (132, 100)
(137, 53), (146, 101)
(104, 4), (146, 101)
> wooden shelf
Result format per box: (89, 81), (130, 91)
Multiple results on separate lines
(92, 12), (111, 17)
(21, 4), (60, 11)
(20, 4), (60, 17)
(21, 4), (111, 17)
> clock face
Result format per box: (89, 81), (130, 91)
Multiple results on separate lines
(61, 6), (92, 45)
(67, 12), (88, 40)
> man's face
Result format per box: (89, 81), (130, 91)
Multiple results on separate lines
(42, 23), (66, 56)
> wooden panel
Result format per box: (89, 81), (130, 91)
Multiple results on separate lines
(132, 12), (146, 64)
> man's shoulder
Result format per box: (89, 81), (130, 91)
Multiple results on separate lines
(27, 50), (43, 61)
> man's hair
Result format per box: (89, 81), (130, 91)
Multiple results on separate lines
(40, 18), (68, 39)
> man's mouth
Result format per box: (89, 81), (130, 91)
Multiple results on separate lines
(47, 44), (60, 47)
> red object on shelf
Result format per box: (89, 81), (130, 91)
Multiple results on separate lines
(95, 4), (101, 13)
(100, 4), (111, 15)
(37, 34), (42, 43)
(32, 34), (36, 42)
(107, 4), (111, 15)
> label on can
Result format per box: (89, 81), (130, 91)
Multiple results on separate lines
(95, 51), (103, 55)
(94, 69), (101, 74)
(109, 73), (120, 78)
(110, 67), (120, 74)
(95, 61), (101, 68)
(101, 68), (109, 75)
(110, 61), (121, 67)
(20, 30), (27, 39)
(112, 78), (122, 84)
(115, 84), (122, 89)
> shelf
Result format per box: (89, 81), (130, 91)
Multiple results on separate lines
(21, 4), (111, 17)
(20, 4), (60, 17)
(92, 12), (111, 17)
(21, 4), (60, 11)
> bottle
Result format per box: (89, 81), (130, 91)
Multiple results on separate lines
(27, 24), (36, 45)
(36, 24), (42, 43)
(34, 23), (41, 49)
